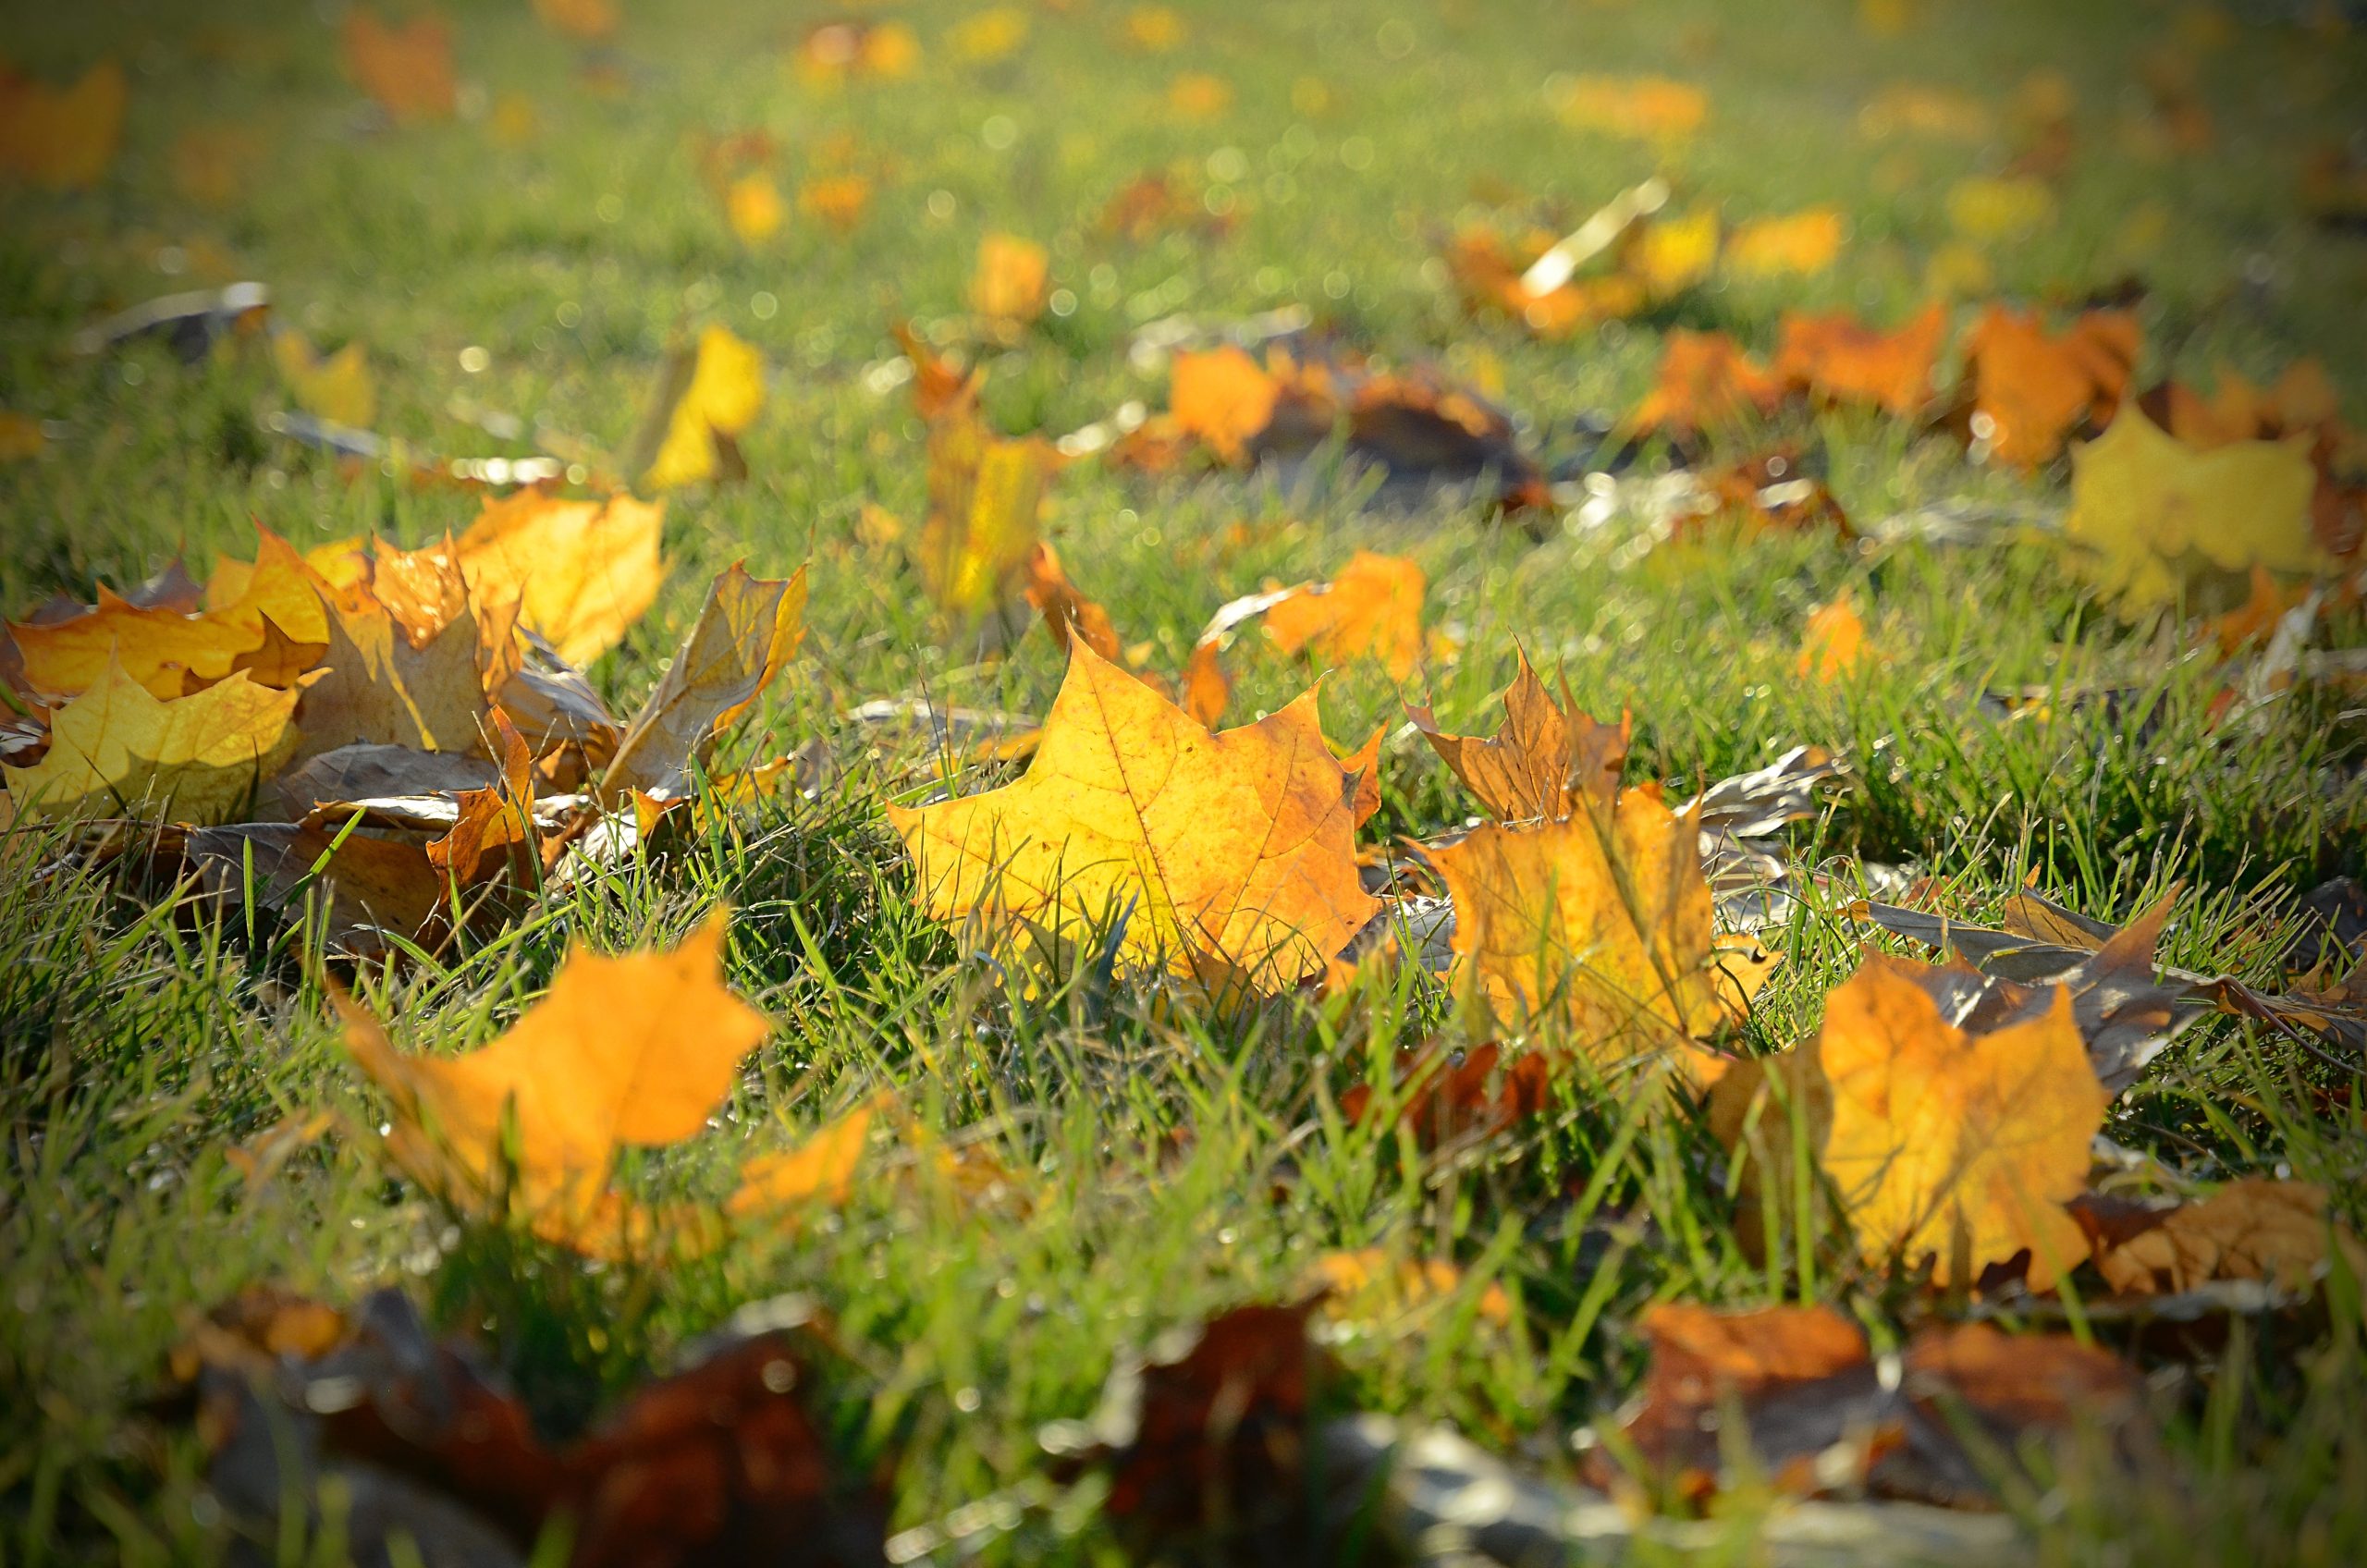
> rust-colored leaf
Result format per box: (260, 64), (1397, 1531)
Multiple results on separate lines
(1408, 651), (1628, 823)
(1022, 542), (1122, 661)
(1628, 330), (1784, 440)
(1956, 306), (2140, 468)
(1775, 303), (1948, 419)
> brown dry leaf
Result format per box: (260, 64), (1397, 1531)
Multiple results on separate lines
(453, 490), (667, 668)
(1815, 951), (2109, 1289)
(341, 6), (457, 124)
(2091, 1178), (2360, 1295)
(1775, 303), (1948, 419)
(969, 234), (1049, 332)
(1956, 306), (2141, 468)
(916, 410), (1053, 620)
(1169, 346), (1278, 464)
(1429, 786), (1745, 1076)
(190, 820), (448, 957)
(0, 58), (126, 190)
(4, 660), (297, 825)
(1407, 651), (1627, 823)
(1628, 330), (1784, 440)
(1724, 208), (1846, 279)
(1023, 543), (1122, 662)
(1260, 551), (1426, 681)
(889, 640), (1380, 994)
(603, 564), (806, 799)
(338, 911), (767, 1249)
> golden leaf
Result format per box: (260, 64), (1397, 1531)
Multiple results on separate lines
(292, 570), (491, 764)
(2064, 407), (2327, 613)
(0, 59), (125, 190)
(727, 1096), (885, 1219)
(1815, 952), (2107, 1289)
(4, 659), (296, 825)
(2092, 1178), (2361, 1295)
(10, 588), (269, 701)
(454, 490), (667, 667)
(1429, 787), (1742, 1072)
(889, 640), (1380, 992)
(338, 911), (768, 1249)
(426, 710), (534, 885)
(1724, 207), (1846, 278)
(1550, 75), (1708, 141)
(1796, 595), (1872, 683)
(1169, 347), (1277, 464)
(968, 233), (1049, 328)
(340, 6), (457, 123)
(724, 172), (785, 244)
(643, 325), (766, 491)
(1306, 1248), (1514, 1327)
(917, 411), (1052, 619)
(1626, 206), (1721, 299)
(1409, 650), (1628, 823)
(272, 332), (378, 430)
(603, 564), (806, 798)
(949, 7), (1029, 62)
(1261, 551), (1426, 681)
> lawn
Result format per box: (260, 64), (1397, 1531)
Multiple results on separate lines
(4, 0), (2366, 1562)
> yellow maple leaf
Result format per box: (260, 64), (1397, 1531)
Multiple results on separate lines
(1429, 787), (1743, 1074)
(1626, 206), (1721, 300)
(1724, 207), (1846, 278)
(338, 910), (768, 1251)
(0, 58), (126, 190)
(1408, 651), (1629, 823)
(1797, 595), (1872, 683)
(272, 332), (378, 430)
(916, 411), (1053, 619)
(1815, 951), (2107, 1289)
(643, 325), (767, 490)
(889, 640), (1380, 992)
(1260, 550), (1427, 681)
(2065, 407), (2329, 613)
(603, 564), (806, 798)
(968, 234), (1049, 330)
(204, 530), (367, 633)
(454, 491), (666, 667)
(5, 659), (296, 824)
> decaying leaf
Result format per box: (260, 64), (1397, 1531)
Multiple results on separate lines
(293, 569), (492, 765)
(604, 564), (806, 799)
(889, 640), (1380, 993)
(190, 820), (448, 956)
(338, 911), (768, 1250)
(2064, 407), (2331, 614)
(1408, 650), (1628, 823)
(5, 659), (297, 825)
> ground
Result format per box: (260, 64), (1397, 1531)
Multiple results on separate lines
(3, 0), (2366, 1562)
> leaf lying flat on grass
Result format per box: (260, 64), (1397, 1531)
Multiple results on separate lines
(889, 639), (1379, 994)
(4, 659), (296, 825)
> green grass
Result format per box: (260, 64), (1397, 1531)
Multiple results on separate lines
(5, 0), (2367, 1562)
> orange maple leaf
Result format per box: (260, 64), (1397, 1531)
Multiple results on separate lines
(1407, 650), (1628, 823)
(970, 234), (1049, 331)
(1169, 346), (1278, 464)
(341, 6), (458, 123)
(889, 640), (1380, 993)
(338, 911), (768, 1250)
(1023, 542), (1122, 662)
(1260, 550), (1427, 681)
(1775, 303), (1948, 419)
(1629, 330), (1784, 440)
(1956, 306), (2140, 468)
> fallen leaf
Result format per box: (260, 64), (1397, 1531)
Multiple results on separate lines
(726, 1096), (882, 1219)
(969, 233), (1049, 331)
(0, 58), (125, 190)
(1023, 543), (1122, 661)
(949, 7), (1029, 63)
(272, 332), (378, 430)
(641, 325), (766, 491)
(2064, 408), (2328, 613)
(1814, 951), (2108, 1289)
(1169, 346), (1278, 464)
(792, 20), (920, 83)
(1945, 175), (2056, 241)
(892, 323), (982, 423)
(1724, 208), (1845, 279)
(798, 173), (871, 231)
(1625, 205), (1721, 299)
(1955, 306), (2140, 469)
(889, 640), (1380, 993)
(229, 615), (328, 691)
(1306, 1248), (1513, 1328)
(1166, 72), (1233, 121)
(2091, 1178), (2359, 1296)
(340, 6), (457, 123)
(1408, 650), (1627, 823)
(0, 410), (45, 460)
(1797, 595), (1872, 682)
(5, 660), (297, 825)
(1776, 304), (1948, 419)
(1627, 330), (1784, 440)
(454, 490), (666, 667)
(190, 821), (448, 956)
(425, 711), (534, 885)
(916, 410), (1053, 619)
(604, 564), (806, 799)
(1260, 550), (1426, 681)
(1858, 82), (1993, 141)
(725, 172), (785, 244)
(293, 570), (492, 764)
(1124, 6), (1185, 51)
(338, 911), (767, 1247)
(1338, 1040), (1557, 1149)
(1550, 75), (1707, 141)
(532, 0), (619, 43)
